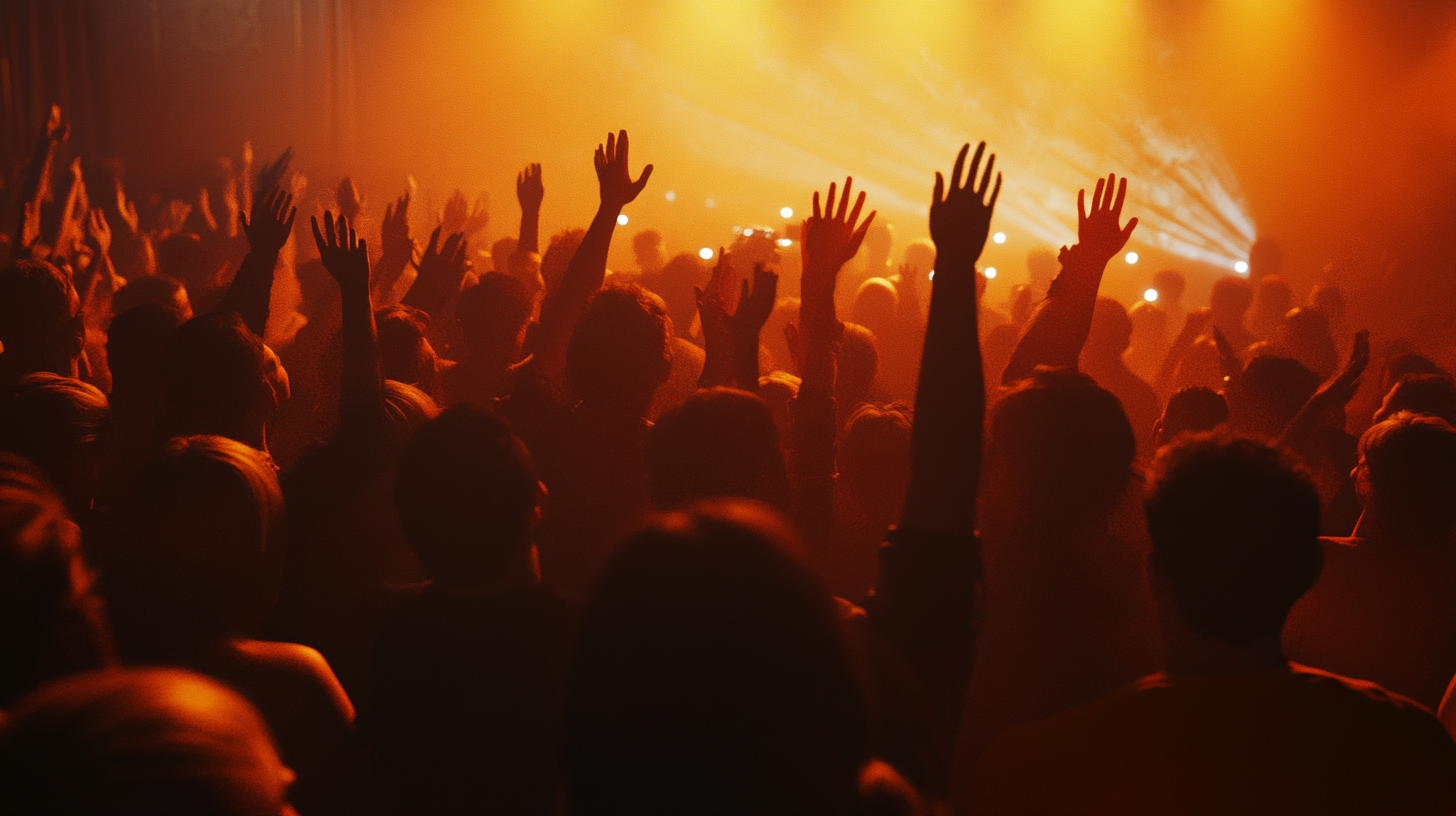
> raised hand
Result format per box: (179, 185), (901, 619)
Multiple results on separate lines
(404, 224), (471, 316)
(43, 104), (69, 145)
(1074, 173), (1137, 266)
(517, 163), (544, 212)
(441, 190), (488, 238)
(594, 130), (653, 211)
(930, 142), (1001, 266)
(801, 177), (875, 325)
(310, 210), (370, 290)
(703, 247), (739, 314)
(255, 148), (293, 197)
(86, 207), (112, 257)
(337, 177), (365, 223)
(730, 262), (779, 342)
(1321, 328), (1371, 407)
(240, 185), (297, 253)
(381, 190), (413, 262)
(462, 193), (490, 238)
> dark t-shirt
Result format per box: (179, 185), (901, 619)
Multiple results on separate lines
(364, 581), (582, 816)
(971, 664), (1456, 816)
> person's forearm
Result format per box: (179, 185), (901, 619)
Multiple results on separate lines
(732, 335), (761, 394)
(338, 283), (385, 437)
(1001, 251), (1105, 384)
(538, 204), (619, 384)
(372, 247), (412, 307)
(901, 257), (982, 536)
(218, 248), (279, 336)
(519, 206), (540, 255)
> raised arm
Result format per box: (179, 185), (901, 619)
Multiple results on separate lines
(1280, 329), (1370, 449)
(1002, 173), (1137, 383)
(9, 105), (67, 259)
(311, 211), (385, 438)
(219, 185), (296, 336)
(373, 190), (415, 305)
(517, 163), (544, 255)
(399, 225), (469, 320)
(535, 130), (652, 390)
(789, 177), (875, 547)
(729, 263), (778, 393)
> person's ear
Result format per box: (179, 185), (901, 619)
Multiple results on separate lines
(64, 313), (86, 359)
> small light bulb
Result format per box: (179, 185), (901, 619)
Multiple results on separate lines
(705, 198), (716, 209)
(1125, 251), (1139, 264)
(1235, 260), (1249, 273)
(743, 228), (753, 237)
(699, 247), (714, 260)
(780, 207), (793, 218)
(928, 270), (935, 281)
(665, 191), (676, 201)
(1144, 288), (1159, 302)
(984, 267), (997, 279)
(616, 214), (628, 226)
(776, 238), (792, 247)
(993, 232), (1006, 244)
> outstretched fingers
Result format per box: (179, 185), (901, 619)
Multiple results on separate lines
(847, 190), (866, 228)
(966, 142), (986, 194)
(837, 178), (853, 222)
(987, 172), (1003, 209)
(950, 143), (970, 191)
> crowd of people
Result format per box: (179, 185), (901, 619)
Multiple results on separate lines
(2, 103), (1456, 814)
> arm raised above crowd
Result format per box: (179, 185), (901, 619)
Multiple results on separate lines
(219, 185), (296, 337)
(517, 162), (544, 255)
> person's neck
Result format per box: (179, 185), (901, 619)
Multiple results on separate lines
(1163, 626), (1288, 677)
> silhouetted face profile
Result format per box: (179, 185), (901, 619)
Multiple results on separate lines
(564, 501), (867, 816)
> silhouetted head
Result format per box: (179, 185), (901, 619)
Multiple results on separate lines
(161, 311), (286, 444)
(851, 278), (898, 344)
(757, 370), (800, 442)
(985, 368), (1135, 531)
(542, 228), (587, 300)
(491, 236), (519, 275)
(375, 305), (438, 391)
(862, 220), (894, 273)
(567, 284), (671, 415)
(1152, 268), (1186, 306)
(565, 501), (867, 815)
(1309, 282), (1345, 325)
(157, 232), (209, 298)
(1128, 300), (1166, 343)
(763, 296), (801, 373)
(111, 276), (192, 324)
(1356, 412), (1456, 543)
(1210, 276), (1254, 320)
(837, 323), (879, 411)
(633, 229), (665, 275)
(0, 454), (111, 707)
(1248, 237), (1283, 280)
(395, 405), (538, 588)
(0, 668), (293, 815)
(457, 273), (533, 356)
(113, 436), (286, 647)
(0, 259), (84, 379)
(1085, 296), (1133, 361)
(1154, 386), (1230, 449)
(727, 229), (782, 273)
(903, 239), (935, 280)
(1380, 351), (1447, 398)
(108, 303), (186, 400)
(1252, 275), (1292, 322)
(1273, 307), (1337, 379)
(643, 252), (710, 339)
(1146, 434), (1321, 646)
(1234, 355), (1320, 440)
(381, 380), (440, 453)
(110, 230), (157, 280)
(1374, 373), (1456, 427)
(839, 403), (912, 523)
(0, 374), (108, 516)
(1026, 247), (1059, 292)
(648, 388), (789, 512)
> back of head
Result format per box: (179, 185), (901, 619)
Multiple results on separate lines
(0, 259), (80, 367)
(394, 404), (537, 586)
(157, 232), (209, 296)
(542, 228), (587, 301)
(457, 272), (533, 353)
(1374, 374), (1456, 427)
(1156, 386), (1230, 449)
(1274, 307), (1337, 378)
(986, 367), (1136, 528)
(0, 374), (108, 515)
(648, 388), (788, 511)
(114, 436), (286, 646)
(839, 403), (912, 516)
(1210, 275), (1254, 317)
(1254, 275), (1293, 318)
(1236, 355), (1320, 439)
(108, 303), (186, 396)
(633, 229), (664, 274)
(0, 668), (291, 816)
(837, 322), (879, 409)
(566, 284), (671, 412)
(565, 501), (866, 815)
(1128, 300), (1166, 338)
(1381, 352), (1447, 396)
(1357, 412), (1456, 543)
(1026, 247), (1059, 291)
(646, 252), (710, 337)
(161, 311), (269, 438)
(111, 276), (193, 324)
(376, 305), (437, 390)
(903, 238), (935, 278)
(851, 278), (898, 341)
(1152, 268), (1186, 304)
(1085, 296), (1133, 359)
(1309, 282), (1346, 324)
(0, 454), (110, 707)
(491, 236), (518, 275)
(1146, 434), (1321, 646)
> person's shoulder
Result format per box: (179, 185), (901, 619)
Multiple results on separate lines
(225, 639), (354, 721)
(1288, 662), (1437, 716)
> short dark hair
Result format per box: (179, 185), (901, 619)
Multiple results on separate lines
(1358, 412), (1456, 542)
(648, 388), (788, 511)
(566, 284), (670, 409)
(160, 311), (268, 437)
(0, 260), (78, 354)
(1145, 434), (1322, 645)
(457, 273), (532, 350)
(1237, 355), (1320, 438)
(987, 367), (1135, 524)
(1156, 386), (1229, 448)
(394, 404), (538, 585)
(1374, 374), (1456, 427)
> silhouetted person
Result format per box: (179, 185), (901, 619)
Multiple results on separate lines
(1249, 274), (1292, 342)
(1153, 385), (1229, 449)
(443, 273), (533, 405)
(376, 304), (441, 398)
(110, 274), (193, 321)
(830, 402), (912, 601)
(1274, 306), (1338, 379)
(633, 228), (665, 277)
(162, 310), (288, 452)
(638, 250), (709, 347)
(1081, 296), (1160, 452)
(971, 434), (1456, 815)
(1375, 373), (1456, 426)
(366, 404), (580, 815)
(648, 387), (789, 512)
(1125, 299), (1167, 383)
(1209, 275), (1255, 353)
(1151, 267), (1187, 331)
(0, 373), (107, 516)
(0, 669), (296, 816)
(1231, 354), (1320, 441)
(1286, 413), (1456, 709)
(0, 259), (86, 390)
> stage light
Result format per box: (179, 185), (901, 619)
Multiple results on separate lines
(780, 207), (793, 218)
(699, 247), (714, 260)
(776, 238), (792, 247)
(743, 228), (754, 237)
(617, 214), (629, 226)
(993, 232), (1006, 244)
(928, 270), (935, 281)
(705, 198), (716, 208)
(984, 267), (997, 279)
(1235, 260), (1249, 273)
(665, 191), (675, 201)
(1144, 288), (1159, 302)
(1125, 251), (1139, 264)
